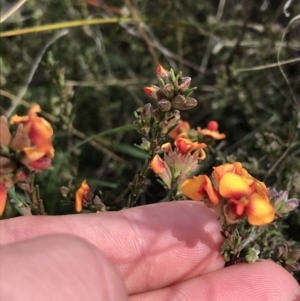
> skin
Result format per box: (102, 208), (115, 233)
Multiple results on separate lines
(0, 201), (299, 301)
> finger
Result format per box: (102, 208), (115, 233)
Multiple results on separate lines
(129, 260), (300, 301)
(0, 234), (127, 301)
(0, 201), (224, 294)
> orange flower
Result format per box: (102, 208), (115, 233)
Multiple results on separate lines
(0, 116), (12, 147)
(21, 147), (52, 171)
(181, 175), (219, 205)
(168, 120), (190, 139)
(150, 155), (172, 188)
(0, 183), (7, 216)
(11, 104), (54, 157)
(75, 180), (90, 212)
(219, 173), (275, 225)
(197, 120), (226, 140)
(174, 138), (206, 160)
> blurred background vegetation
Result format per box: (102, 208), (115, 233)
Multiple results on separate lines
(1, 0), (299, 266)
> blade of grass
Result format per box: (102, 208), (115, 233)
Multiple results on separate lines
(113, 143), (148, 159)
(0, 17), (136, 38)
(0, 0), (27, 23)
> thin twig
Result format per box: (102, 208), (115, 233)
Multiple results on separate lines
(225, 0), (255, 81)
(199, 0), (226, 73)
(6, 29), (69, 117)
(123, 0), (159, 66)
(235, 57), (300, 73)
(66, 78), (148, 88)
(277, 14), (300, 111)
(263, 133), (299, 182)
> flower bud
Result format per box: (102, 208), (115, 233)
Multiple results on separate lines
(171, 95), (186, 110)
(282, 198), (299, 213)
(183, 97), (198, 110)
(178, 77), (191, 91)
(133, 120), (144, 134)
(156, 64), (169, 80)
(162, 84), (174, 99)
(158, 100), (171, 112)
(141, 103), (153, 124)
(143, 86), (159, 100)
(207, 120), (219, 131)
(171, 95), (197, 110)
(268, 188), (299, 214)
(152, 109), (162, 122)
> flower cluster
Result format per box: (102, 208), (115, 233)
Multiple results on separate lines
(150, 137), (206, 194)
(182, 162), (275, 226)
(143, 65), (198, 111)
(144, 66), (299, 269)
(0, 105), (54, 216)
(130, 65), (201, 207)
(134, 65), (199, 139)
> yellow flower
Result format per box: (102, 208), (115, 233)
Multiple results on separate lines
(75, 180), (90, 212)
(181, 175), (219, 205)
(219, 173), (275, 226)
(168, 120), (190, 140)
(197, 120), (226, 140)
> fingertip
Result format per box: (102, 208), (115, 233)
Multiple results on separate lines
(198, 259), (300, 300)
(130, 260), (300, 301)
(246, 260), (300, 299)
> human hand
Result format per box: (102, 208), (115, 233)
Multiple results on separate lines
(0, 201), (299, 301)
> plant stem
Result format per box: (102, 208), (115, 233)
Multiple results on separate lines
(126, 123), (161, 207)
